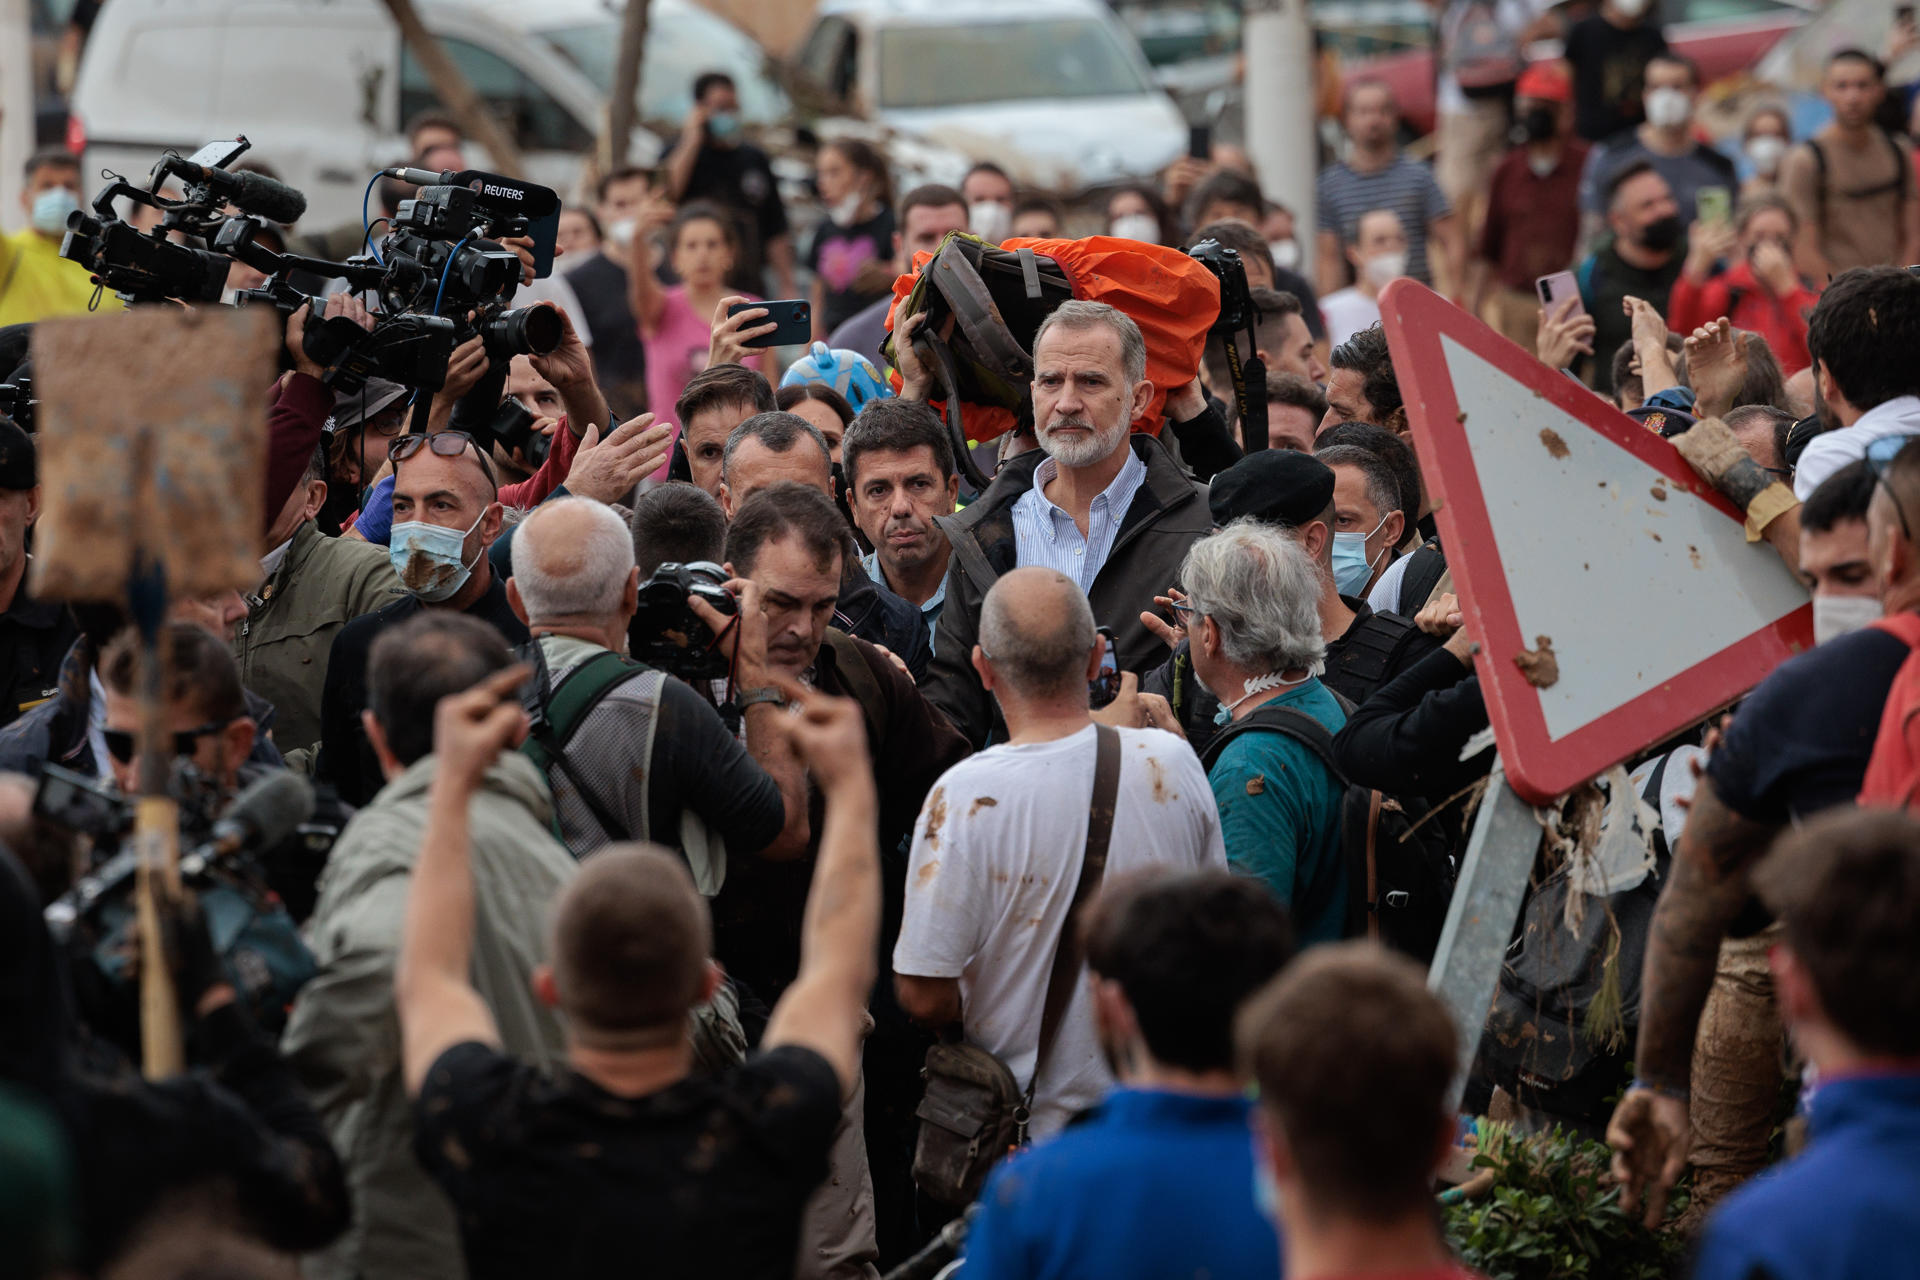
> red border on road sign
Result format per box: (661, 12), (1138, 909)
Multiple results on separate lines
(1378, 280), (1814, 805)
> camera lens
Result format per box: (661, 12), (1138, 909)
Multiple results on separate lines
(482, 304), (562, 358)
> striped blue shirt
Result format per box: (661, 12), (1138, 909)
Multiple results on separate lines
(1011, 448), (1148, 595)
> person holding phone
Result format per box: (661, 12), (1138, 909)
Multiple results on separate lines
(1577, 54), (1737, 240)
(1668, 193), (1821, 374)
(630, 201), (773, 447)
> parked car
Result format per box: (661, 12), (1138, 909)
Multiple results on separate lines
(1349, 0), (1817, 138)
(794, 0), (1189, 193)
(66, 0), (789, 229)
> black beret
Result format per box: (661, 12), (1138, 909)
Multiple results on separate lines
(1208, 449), (1335, 528)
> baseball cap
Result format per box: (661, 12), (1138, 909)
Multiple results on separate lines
(1208, 450), (1335, 528)
(327, 379), (410, 433)
(0, 419), (35, 491)
(1516, 61), (1573, 104)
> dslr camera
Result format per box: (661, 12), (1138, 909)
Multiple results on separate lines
(629, 562), (739, 682)
(1187, 237), (1268, 451)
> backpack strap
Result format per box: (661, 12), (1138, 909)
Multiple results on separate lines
(1021, 723), (1120, 1136)
(1200, 701), (1350, 932)
(1395, 542), (1448, 618)
(1809, 138), (1829, 239)
(519, 644), (655, 844)
(821, 628), (888, 746)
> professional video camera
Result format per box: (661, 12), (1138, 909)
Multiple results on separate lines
(0, 372), (34, 434)
(36, 765), (327, 1035)
(628, 561), (739, 684)
(1188, 238), (1268, 453)
(60, 137), (309, 306)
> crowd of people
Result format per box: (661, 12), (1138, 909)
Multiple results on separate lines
(6, 6), (1920, 1276)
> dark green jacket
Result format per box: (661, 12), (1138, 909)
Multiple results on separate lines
(235, 520), (398, 758)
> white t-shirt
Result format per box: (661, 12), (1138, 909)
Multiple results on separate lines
(892, 724), (1227, 1138)
(1320, 287), (1383, 348)
(1793, 395), (1920, 501)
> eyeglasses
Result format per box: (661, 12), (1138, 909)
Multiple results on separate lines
(102, 722), (227, 766)
(389, 430), (498, 488)
(1865, 434), (1920, 541)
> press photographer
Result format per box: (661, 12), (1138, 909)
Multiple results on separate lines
(505, 496), (807, 870)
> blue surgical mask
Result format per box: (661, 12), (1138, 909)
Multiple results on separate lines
(389, 511), (485, 603)
(1331, 514), (1391, 595)
(31, 186), (79, 237)
(707, 111), (742, 142)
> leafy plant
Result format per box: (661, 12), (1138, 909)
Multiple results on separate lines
(1443, 1122), (1689, 1280)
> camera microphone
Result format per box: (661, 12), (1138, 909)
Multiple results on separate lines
(198, 770), (316, 863)
(166, 158), (309, 224)
(380, 166), (457, 188)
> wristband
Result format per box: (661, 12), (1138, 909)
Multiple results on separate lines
(736, 687), (787, 710)
(1630, 1077), (1690, 1102)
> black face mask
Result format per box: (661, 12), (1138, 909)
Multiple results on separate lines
(1638, 214), (1683, 253)
(1521, 105), (1559, 143)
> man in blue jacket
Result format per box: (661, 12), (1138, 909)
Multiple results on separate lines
(1692, 807), (1920, 1280)
(962, 871), (1295, 1279)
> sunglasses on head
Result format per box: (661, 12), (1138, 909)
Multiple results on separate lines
(102, 722), (227, 766)
(389, 431), (498, 488)
(1865, 434), (1920, 541)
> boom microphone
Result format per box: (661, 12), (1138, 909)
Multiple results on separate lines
(380, 166), (458, 188)
(200, 770), (316, 862)
(164, 158), (309, 225)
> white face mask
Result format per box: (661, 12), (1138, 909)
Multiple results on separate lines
(1528, 153), (1559, 178)
(1813, 594), (1882, 645)
(1644, 86), (1692, 130)
(1746, 135), (1788, 176)
(1612, 0), (1650, 18)
(1362, 250), (1407, 289)
(1269, 238), (1302, 271)
(1109, 213), (1162, 244)
(605, 217), (637, 249)
(968, 200), (1012, 244)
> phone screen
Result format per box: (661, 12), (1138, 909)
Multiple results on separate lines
(1090, 626), (1121, 709)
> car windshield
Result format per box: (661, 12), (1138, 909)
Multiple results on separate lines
(877, 19), (1152, 109)
(542, 12), (790, 124)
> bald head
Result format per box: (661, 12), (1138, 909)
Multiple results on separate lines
(549, 843), (712, 1048)
(978, 567), (1097, 699)
(510, 496), (636, 621)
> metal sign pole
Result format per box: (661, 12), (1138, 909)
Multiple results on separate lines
(1427, 764), (1542, 1109)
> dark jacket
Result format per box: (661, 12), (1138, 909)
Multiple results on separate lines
(836, 566), (932, 684)
(315, 572), (529, 807)
(0, 570), (77, 728)
(0, 636), (286, 779)
(1333, 644), (1491, 803)
(926, 434), (1211, 747)
(1146, 596), (1442, 752)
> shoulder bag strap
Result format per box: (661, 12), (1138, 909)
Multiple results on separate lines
(1020, 723), (1121, 1131)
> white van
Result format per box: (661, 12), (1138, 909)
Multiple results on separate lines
(68, 0), (790, 229)
(795, 0), (1188, 193)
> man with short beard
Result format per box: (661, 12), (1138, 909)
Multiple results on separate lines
(916, 301), (1212, 747)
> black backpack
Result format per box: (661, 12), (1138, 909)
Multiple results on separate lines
(1201, 701), (1456, 960)
(882, 232), (1075, 489)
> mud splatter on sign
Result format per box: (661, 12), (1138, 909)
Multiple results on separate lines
(1539, 428), (1570, 459)
(1513, 636), (1560, 689)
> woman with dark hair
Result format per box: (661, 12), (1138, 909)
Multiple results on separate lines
(631, 200), (771, 434)
(775, 381), (854, 462)
(808, 138), (896, 336)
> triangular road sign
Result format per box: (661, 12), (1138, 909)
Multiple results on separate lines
(1378, 280), (1813, 805)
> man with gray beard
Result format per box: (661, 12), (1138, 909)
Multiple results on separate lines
(920, 300), (1212, 748)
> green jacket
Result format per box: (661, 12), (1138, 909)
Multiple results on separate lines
(235, 519), (398, 759)
(282, 751), (575, 1280)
